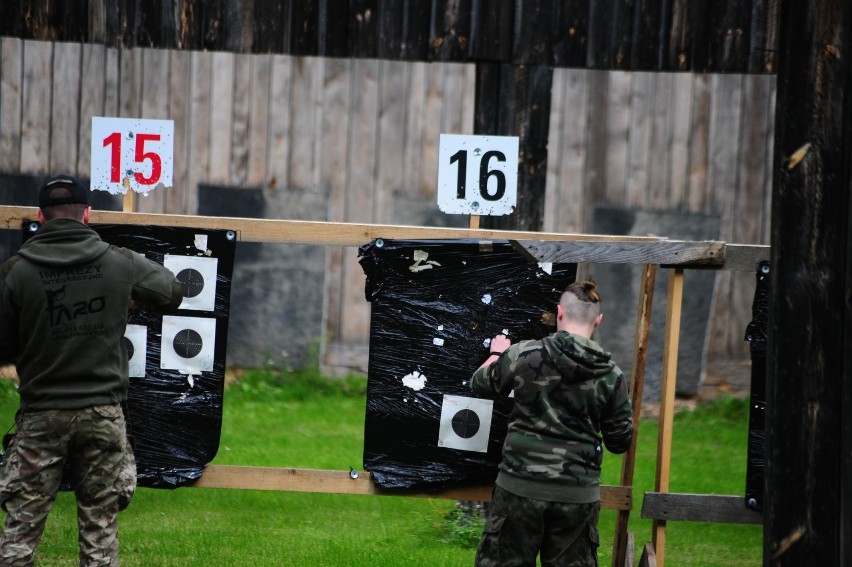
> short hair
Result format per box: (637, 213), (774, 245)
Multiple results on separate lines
(40, 188), (88, 221)
(559, 280), (601, 324)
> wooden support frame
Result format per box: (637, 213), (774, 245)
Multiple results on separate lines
(612, 264), (657, 567)
(0, 205), (771, 565)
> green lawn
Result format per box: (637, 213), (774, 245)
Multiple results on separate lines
(0, 372), (762, 566)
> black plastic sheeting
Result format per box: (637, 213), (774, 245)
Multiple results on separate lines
(359, 239), (577, 489)
(744, 260), (769, 510)
(21, 222), (235, 488)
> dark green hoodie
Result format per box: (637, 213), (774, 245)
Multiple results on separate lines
(0, 218), (182, 411)
(471, 330), (633, 503)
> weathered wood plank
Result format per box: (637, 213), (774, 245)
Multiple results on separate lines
(185, 50), (212, 215)
(648, 73), (674, 208)
(375, 60), (407, 224)
(77, 44), (106, 175)
(1, 205), (664, 247)
(631, 0), (667, 70)
(266, 53), (292, 192)
(686, 74), (711, 213)
(605, 71), (632, 204)
(551, 0), (590, 67)
(0, 37), (24, 172)
(545, 68), (588, 234)
(641, 492), (763, 525)
(209, 51), (235, 184)
(246, 54), (271, 188)
(192, 465), (632, 509)
(612, 264), (657, 567)
(20, 41), (53, 175)
(651, 268), (685, 566)
(229, 52), (252, 187)
(251, 0), (289, 54)
(469, 0), (513, 62)
(50, 42), (81, 174)
(288, 56), (322, 191)
(350, 0), (379, 58)
(667, 0), (692, 71)
(167, 49), (191, 214)
(320, 56), (353, 373)
(625, 72), (653, 208)
(514, 239), (724, 267)
(513, 1), (552, 65)
(290, 0), (319, 55)
(429, 0), (472, 62)
(667, 73), (694, 209)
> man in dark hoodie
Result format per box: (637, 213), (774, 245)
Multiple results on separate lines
(471, 280), (633, 567)
(0, 174), (182, 566)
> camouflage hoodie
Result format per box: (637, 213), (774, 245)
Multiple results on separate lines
(0, 218), (182, 411)
(471, 330), (633, 503)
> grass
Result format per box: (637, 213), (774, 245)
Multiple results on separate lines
(0, 372), (762, 566)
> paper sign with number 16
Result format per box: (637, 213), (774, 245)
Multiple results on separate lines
(91, 117), (174, 195)
(437, 134), (518, 216)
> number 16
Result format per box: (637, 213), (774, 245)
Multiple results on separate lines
(449, 149), (507, 201)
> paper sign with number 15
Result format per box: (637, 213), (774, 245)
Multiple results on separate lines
(91, 117), (174, 195)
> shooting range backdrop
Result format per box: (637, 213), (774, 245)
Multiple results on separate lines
(22, 222), (235, 488)
(359, 239), (576, 488)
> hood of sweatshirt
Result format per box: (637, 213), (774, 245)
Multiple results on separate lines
(545, 330), (617, 384)
(17, 218), (110, 267)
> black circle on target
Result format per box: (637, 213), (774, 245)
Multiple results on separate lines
(122, 336), (134, 360)
(173, 328), (203, 359)
(176, 268), (205, 298)
(451, 409), (480, 439)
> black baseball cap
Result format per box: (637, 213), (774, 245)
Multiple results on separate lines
(39, 174), (89, 208)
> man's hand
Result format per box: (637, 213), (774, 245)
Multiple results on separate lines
(490, 334), (512, 354)
(478, 334), (512, 370)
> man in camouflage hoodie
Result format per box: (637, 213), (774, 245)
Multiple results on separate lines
(0, 175), (182, 566)
(471, 280), (633, 567)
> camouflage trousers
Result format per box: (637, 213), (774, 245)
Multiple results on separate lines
(475, 486), (600, 567)
(0, 405), (136, 567)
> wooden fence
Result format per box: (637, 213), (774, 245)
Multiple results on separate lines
(0, 37), (775, 373)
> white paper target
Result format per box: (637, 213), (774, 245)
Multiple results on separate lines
(438, 395), (494, 453)
(160, 316), (216, 373)
(124, 324), (148, 378)
(164, 255), (218, 312)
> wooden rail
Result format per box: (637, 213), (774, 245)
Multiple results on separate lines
(193, 466), (633, 510)
(641, 493), (762, 525)
(0, 206), (659, 247)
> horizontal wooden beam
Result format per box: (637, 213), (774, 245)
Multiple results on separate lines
(512, 239), (725, 267)
(1, 206), (767, 270)
(513, 239), (770, 271)
(0, 206), (658, 248)
(193, 465), (632, 510)
(641, 492), (763, 525)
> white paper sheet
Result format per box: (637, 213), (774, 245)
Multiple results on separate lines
(437, 395), (494, 453)
(124, 324), (148, 378)
(164, 255), (218, 312)
(160, 315), (216, 373)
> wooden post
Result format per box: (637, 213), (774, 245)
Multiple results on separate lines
(612, 264), (657, 567)
(122, 190), (134, 213)
(651, 268), (684, 567)
(766, 2), (851, 565)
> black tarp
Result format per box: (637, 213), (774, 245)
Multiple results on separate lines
(359, 238), (576, 488)
(22, 222), (235, 488)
